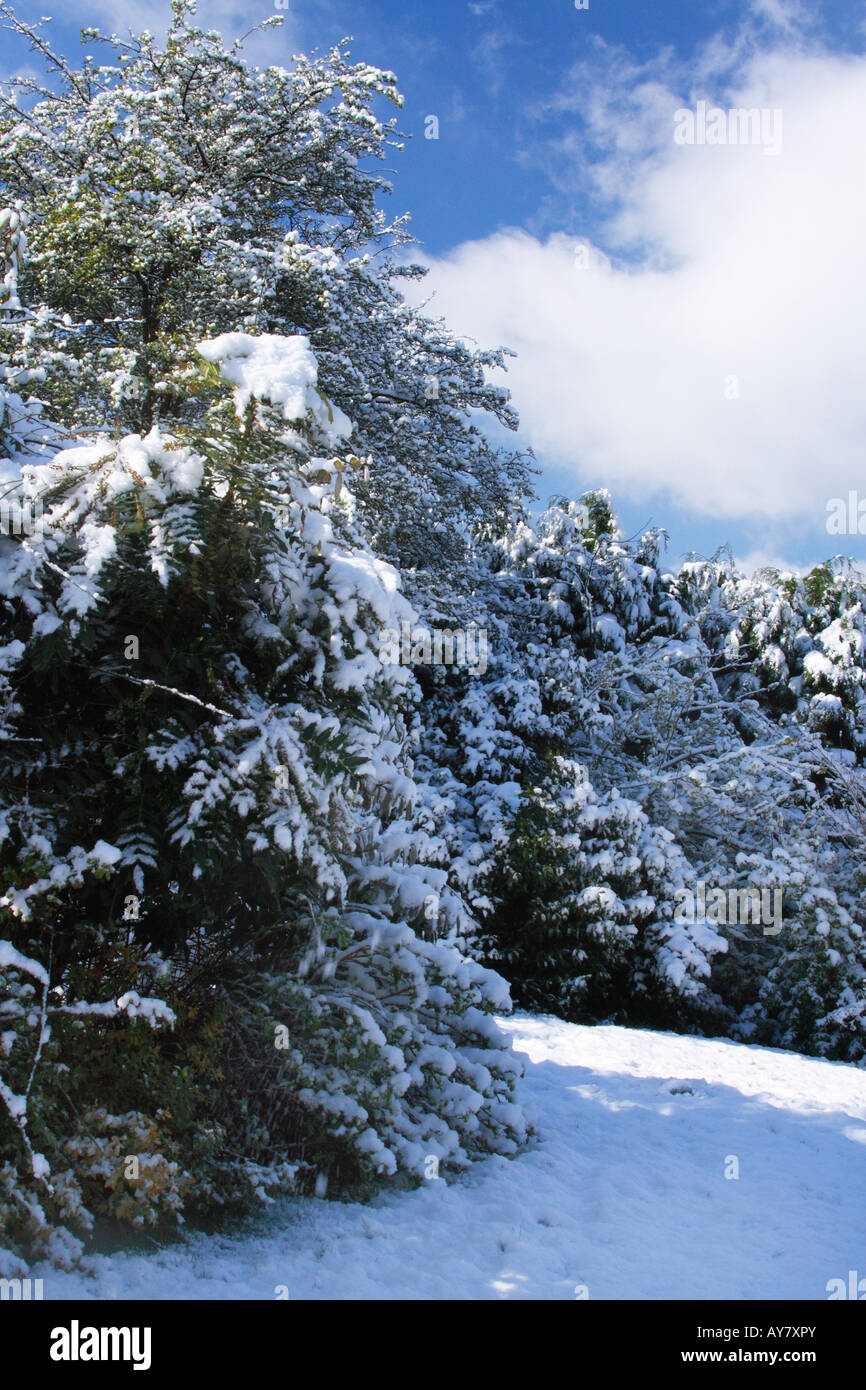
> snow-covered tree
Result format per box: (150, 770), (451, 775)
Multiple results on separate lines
(0, 1), (530, 576)
(475, 754), (723, 1025)
(409, 494), (728, 1025)
(0, 287), (527, 1269)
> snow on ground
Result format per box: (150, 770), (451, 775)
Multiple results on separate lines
(36, 1015), (866, 1300)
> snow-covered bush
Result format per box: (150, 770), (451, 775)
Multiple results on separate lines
(475, 756), (723, 1024)
(0, 315), (527, 1267)
(0, 2), (534, 1267)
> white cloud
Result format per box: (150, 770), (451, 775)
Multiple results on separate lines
(734, 547), (810, 578)
(749, 0), (811, 36)
(417, 36), (866, 530)
(469, 22), (523, 97)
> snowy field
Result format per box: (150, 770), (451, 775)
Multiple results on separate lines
(36, 1015), (866, 1301)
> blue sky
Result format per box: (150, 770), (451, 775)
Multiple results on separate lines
(4, 0), (866, 573)
(4, 0), (730, 253)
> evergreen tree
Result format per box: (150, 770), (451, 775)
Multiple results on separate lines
(0, 228), (526, 1270)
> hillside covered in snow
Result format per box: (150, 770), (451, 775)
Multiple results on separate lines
(34, 1016), (866, 1301)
